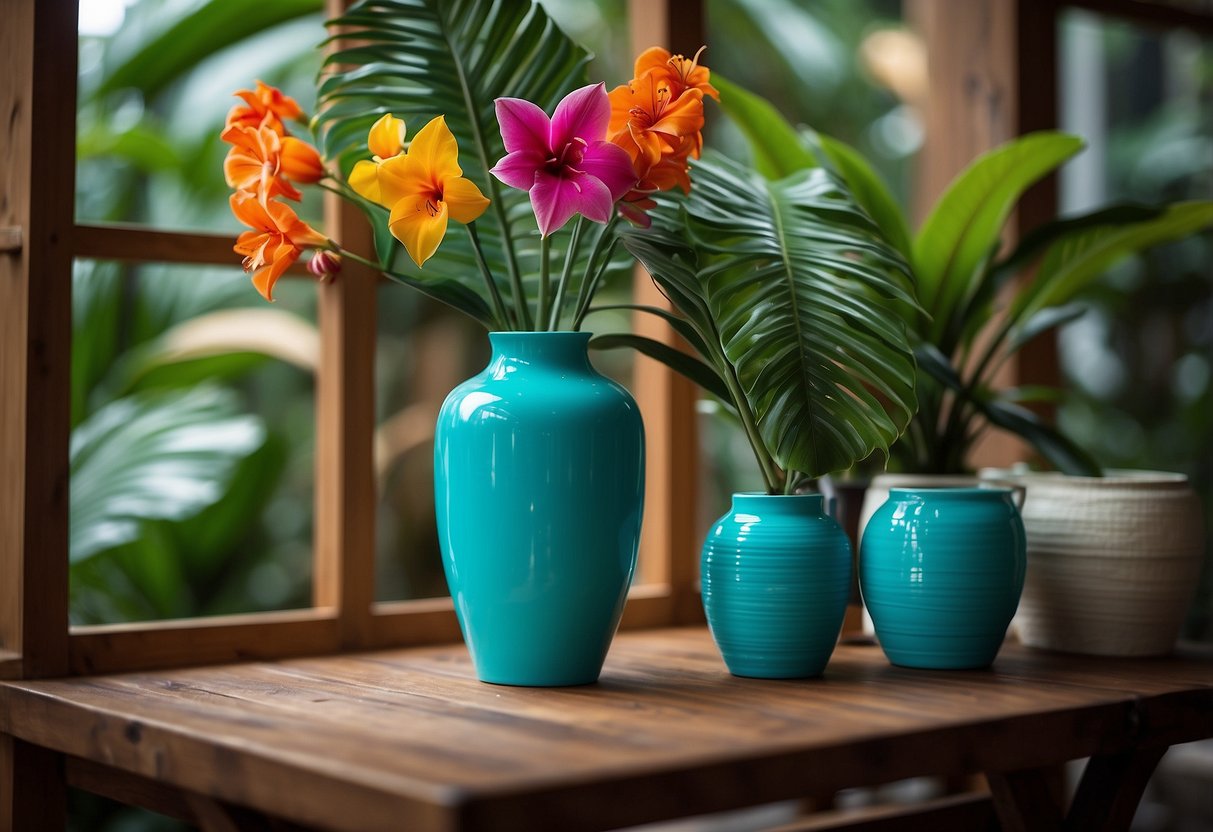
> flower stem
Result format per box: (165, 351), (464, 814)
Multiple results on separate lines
(548, 217), (586, 331)
(467, 223), (512, 330)
(571, 216), (622, 331)
(537, 235), (552, 332)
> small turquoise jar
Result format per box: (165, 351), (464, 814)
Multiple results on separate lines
(434, 332), (645, 686)
(702, 493), (852, 679)
(860, 487), (1026, 669)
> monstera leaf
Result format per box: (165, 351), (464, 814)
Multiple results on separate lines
(315, 0), (593, 326)
(621, 153), (918, 483)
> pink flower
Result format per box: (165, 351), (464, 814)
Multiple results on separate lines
(490, 83), (637, 237)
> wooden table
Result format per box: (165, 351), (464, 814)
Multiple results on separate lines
(2, 627), (1211, 831)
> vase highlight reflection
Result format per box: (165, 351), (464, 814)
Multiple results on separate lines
(434, 332), (645, 686)
(702, 493), (851, 679)
(860, 487), (1026, 669)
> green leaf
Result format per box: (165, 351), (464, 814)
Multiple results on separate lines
(712, 73), (817, 180)
(93, 0), (323, 101)
(70, 387), (266, 563)
(913, 132), (1085, 347)
(1007, 304), (1086, 352)
(976, 398), (1101, 476)
(805, 130), (912, 259)
(956, 203), (1163, 348)
(591, 333), (731, 402)
(626, 153), (918, 478)
(316, 0), (591, 327)
(1011, 201), (1213, 323)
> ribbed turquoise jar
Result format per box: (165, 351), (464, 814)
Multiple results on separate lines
(434, 332), (645, 686)
(860, 488), (1026, 669)
(701, 493), (852, 679)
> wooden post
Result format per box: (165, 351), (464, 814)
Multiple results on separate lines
(0, 0), (76, 679)
(909, 0), (1060, 470)
(627, 0), (705, 623)
(314, 0), (379, 648)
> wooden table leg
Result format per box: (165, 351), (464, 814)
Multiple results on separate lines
(988, 766), (1064, 832)
(1, 734), (65, 831)
(988, 747), (1167, 832)
(1064, 747), (1166, 832)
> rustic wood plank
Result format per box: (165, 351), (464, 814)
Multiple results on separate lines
(1065, 747), (1167, 832)
(0, 0), (74, 679)
(69, 609), (341, 674)
(3, 631), (1210, 832)
(625, 0), (705, 622)
(314, 0), (379, 649)
(1, 735), (64, 831)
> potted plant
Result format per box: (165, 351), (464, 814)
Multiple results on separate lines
(705, 80), (1213, 657)
(592, 89), (919, 676)
(216, 0), (736, 686)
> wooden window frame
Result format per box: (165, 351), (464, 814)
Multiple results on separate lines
(1, 0), (704, 680)
(7, 0), (1208, 681)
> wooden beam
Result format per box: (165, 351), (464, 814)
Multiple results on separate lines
(626, 0), (704, 624)
(0, 0), (76, 679)
(1, 735), (64, 831)
(909, 0), (1061, 471)
(1063, 0), (1213, 34)
(73, 223), (311, 274)
(314, 0), (380, 649)
(69, 609), (340, 674)
(1064, 747), (1166, 831)
(776, 792), (998, 832)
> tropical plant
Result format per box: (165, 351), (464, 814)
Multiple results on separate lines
(712, 78), (1213, 475)
(222, 0), (715, 336)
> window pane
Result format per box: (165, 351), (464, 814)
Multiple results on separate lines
(70, 260), (316, 624)
(76, 1), (324, 233)
(1056, 9), (1213, 640)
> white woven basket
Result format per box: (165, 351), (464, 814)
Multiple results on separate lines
(983, 469), (1206, 657)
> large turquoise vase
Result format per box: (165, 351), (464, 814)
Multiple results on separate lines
(701, 493), (852, 679)
(434, 332), (645, 686)
(860, 487), (1026, 669)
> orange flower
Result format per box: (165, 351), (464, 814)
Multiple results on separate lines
(222, 122), (324, 204)
(230, 192), (328, 302)
(226, 80), (305, 134)
(608, 70), (705, 171)
(632, 46), (719, 103)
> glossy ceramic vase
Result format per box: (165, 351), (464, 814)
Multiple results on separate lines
(982, 469), (1205, 657)
(860, 488), (1026, 669)
(701, 493), (852, 679)
(434, 332), (645, 686)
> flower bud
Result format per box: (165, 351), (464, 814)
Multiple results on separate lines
(307, 250), (342, 282)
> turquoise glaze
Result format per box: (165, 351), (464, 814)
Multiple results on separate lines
(702, 494), (852, 679)
(860, 488), (1026, 669)
(434, 332), (644, 686)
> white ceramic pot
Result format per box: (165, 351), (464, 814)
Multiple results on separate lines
(981, 469), (1206, 657)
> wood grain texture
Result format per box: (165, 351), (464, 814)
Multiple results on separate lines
(625, 0), (705, 621)
(3, 628), (1210, 832)
(73, 224), (309, 274)
(69, 609), (341, 675)
(0, 0), (75, 678)
(313, 0), (379, 649)
(908, 0), (1061, 471)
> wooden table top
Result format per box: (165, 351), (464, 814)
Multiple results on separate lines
(2, 627), (1211, 832)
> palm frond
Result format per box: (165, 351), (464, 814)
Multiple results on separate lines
(316, 0), (592, 323)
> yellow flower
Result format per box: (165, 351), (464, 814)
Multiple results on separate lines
(349, 113), (407, 204)
(371, 116), (489, 267)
